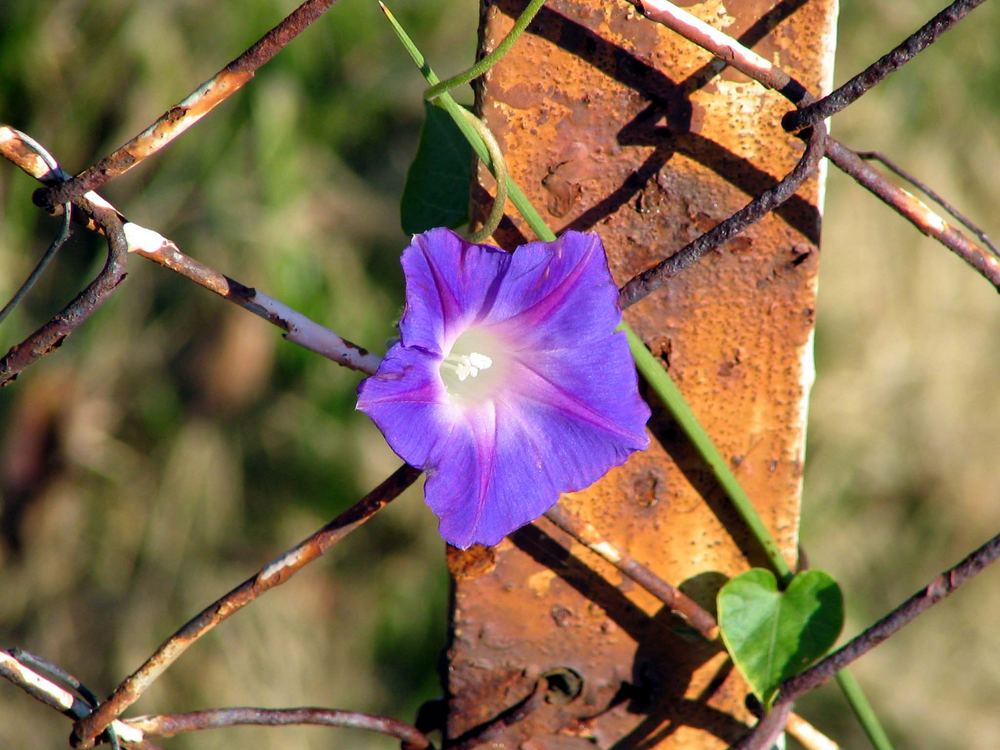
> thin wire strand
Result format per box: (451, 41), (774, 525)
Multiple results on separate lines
(125, 707), (431, 749)
(618, 124), (827, 308)
(0, 206), (72, 325)
(0, 204), (129, 388)
(42, 0), (341, 208)
(71, 464), (421, 750)
(0, 129), (73, 325)
(783, 0), (986, 132)
(857, 150), (999, 258)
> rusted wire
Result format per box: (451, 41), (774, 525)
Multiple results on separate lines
(543, 505), (719, 640)
(0, 651), (153, 749)
(125, 706), (432, 749)
(42, 0), (340, 208)
(448, 678), (548, 750)
(0, 204), (128, 388)
(6, 650), (101, 716)
(826, 140), (1000, 290)
(856, 150), (999, 258)
(0, 126), (382, 375)
(1, 654), (429, 750)
(6, 652), (122, 750)
(618, 123), (827, 308)
(625, 0), (813, 104)
(626, 0), (1000, 294)
(70, 464), (421, 750)
(779, 529), (1000, 705)
(127, 236), (381, 373)
(783, 0), (986, 133)
(732, 701), (793, 750)
(0, 131), (73, 325)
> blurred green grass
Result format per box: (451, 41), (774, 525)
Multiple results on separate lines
(799, 2), (1000, 747)
(0, 2), (997, 749)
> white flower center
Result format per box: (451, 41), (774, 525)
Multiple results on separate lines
(439, 328), (509, 401)
(442, 351), (494, 382)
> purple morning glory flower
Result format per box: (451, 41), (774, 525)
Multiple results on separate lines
(357, 228), (650, 549)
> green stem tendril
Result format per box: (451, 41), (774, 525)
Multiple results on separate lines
(424, 0), (547, 102)
(380, 0), (553, 241)
(460, 110), (509, 242)
(623, 324), (794, 581)
(836, 671), (895, 750)
(381, 9), (890, 744)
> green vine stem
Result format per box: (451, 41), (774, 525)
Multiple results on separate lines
(381, 6), (887, 745)
(460, 109), (509, 242)
(836, 671), (894, 750)
(622, 325), (794, 580)
(423, 0), (548, 102)
(380, 2), (555, 243)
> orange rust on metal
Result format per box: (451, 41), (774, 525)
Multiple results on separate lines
(446, 1), (836, 747)
(127, 70), (254, 162)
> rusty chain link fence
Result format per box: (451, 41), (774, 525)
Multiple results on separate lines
(1, 1), (998, 748)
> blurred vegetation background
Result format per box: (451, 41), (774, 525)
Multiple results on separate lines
(0, 1), (996, 748)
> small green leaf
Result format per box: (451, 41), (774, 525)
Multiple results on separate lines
(400, 101), (473, 234)
(718, 568), (844, 708)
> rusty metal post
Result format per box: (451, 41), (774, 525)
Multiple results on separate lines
(446, 1), (837, 747)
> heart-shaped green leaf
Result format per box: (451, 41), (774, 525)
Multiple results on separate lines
(400, 100), (473, 234)
(718, 568), (844, 707)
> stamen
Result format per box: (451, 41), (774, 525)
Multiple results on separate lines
(468, 352), (493, 370)
(442, 351), (494, 381)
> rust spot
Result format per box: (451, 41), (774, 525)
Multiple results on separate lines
(728, 235), (754, 254)
(789, 246), (812, 266)
(164, 106), (187, 124)
(690, 210), (717, 233)
(542, 667), (584, 705)
(542, 170), (581, 218)
(717, 348), (744, 378)
(632, 470), (661, 508)
(550, 606), (574, 628)
(496, 81), (546, 110)
(448, 544), (497, 580)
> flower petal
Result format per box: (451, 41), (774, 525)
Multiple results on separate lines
(480, 231), (622, 352)
(507, 331), (651, 456)
(356, 343), (456, 467)
(398, 228), (512, 354)
(425, 353), (648, 548)
(425, 399), (561, 548)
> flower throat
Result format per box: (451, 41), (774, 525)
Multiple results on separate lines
(439, 328), (507, 400)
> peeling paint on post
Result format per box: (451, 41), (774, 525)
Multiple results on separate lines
(446, 0), (837, 747)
